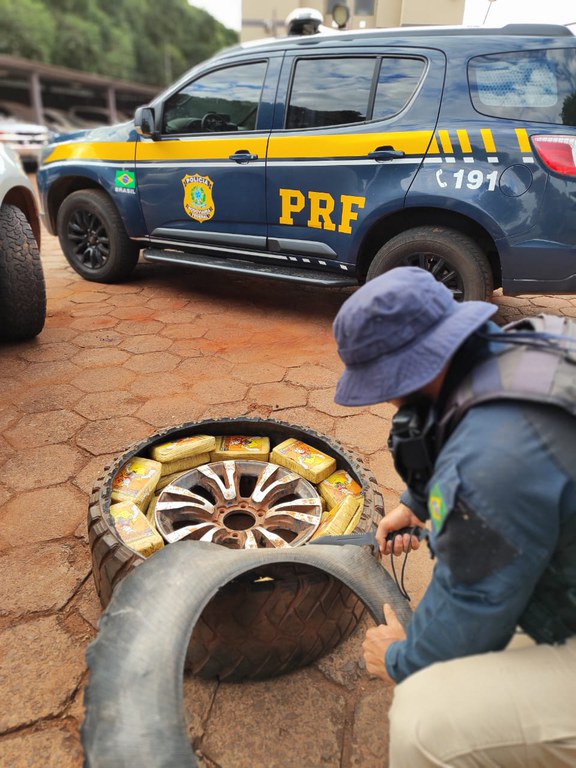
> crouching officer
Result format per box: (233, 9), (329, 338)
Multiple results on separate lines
(333, 266), (576, 767)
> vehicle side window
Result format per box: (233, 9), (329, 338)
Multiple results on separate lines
(286, 57), (376, 129)
(468, 49), (576, 126)
(373, 57), (426, 120)
(162, 61), (267, 135)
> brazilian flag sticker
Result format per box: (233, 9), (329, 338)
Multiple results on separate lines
(428, 482), (448, 533)
(115, 170), (136, 189)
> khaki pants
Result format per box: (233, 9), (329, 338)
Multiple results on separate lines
(389, 636), (576, 767)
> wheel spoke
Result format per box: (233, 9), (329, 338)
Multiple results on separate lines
(155, 460), (325, 549)
(253, 527), (291, 548)
(164, 521), (218, 544)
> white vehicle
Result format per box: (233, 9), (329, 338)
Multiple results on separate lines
(0, 115), (52, 169)
(0, 144), (45, 340)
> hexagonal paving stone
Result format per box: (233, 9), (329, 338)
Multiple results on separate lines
(17, 342), (80, 363)
(71, 347), (131, 368)
(334, 412), (390, 454)
(71, 366), (137, 393)
(124, 351), (181, 374)
(285, 363), (338, 389)
(0, 539), (90, 615)
(231, 361), (285, 384)
(200, 669), (346, 768)
(76, 416), (153, 455)
(1, 444), (86, 491)
(4, 410), (86, 450)
(188, 377), (248, 406)
(0, 616), (86, 731)
(0, 727), (84, 768)
(135, 396), (205, 427)
(0, 485), (87, 545)
(9, 383), (84, 413)
(246, 381), (308, 410)
(74, 390), (142, 421)
(119, 334), (173, 354)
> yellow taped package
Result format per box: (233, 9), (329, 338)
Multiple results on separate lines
(109, 501), (164, 557)
(211, 435), (270, 462)
(111, 456), (162, 509)
(156, 470), (193, 491)
(343, 495), (364, 535)
(270, 438), (336, 483)
(160, 452), (211, 477)
(146, 494), (159, 524)
(150, 434), (216, 463)
(319, 469), (362, 509)
(311, 495), (363, 539)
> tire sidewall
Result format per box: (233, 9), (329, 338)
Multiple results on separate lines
(0, 203), (46, 341)
(367, 227), (493, 301)
(57, 189), (137, 282)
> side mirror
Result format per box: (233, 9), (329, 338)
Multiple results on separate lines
(134, 106), (158, 139)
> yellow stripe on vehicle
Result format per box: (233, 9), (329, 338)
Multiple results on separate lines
(43, 142), (136, 165)
(515, 128), (532, 154)
(480, 128), (497, 154)
(456, 129), (473, 154)
(266, 131), (435, 158)
(136, 137), (269, 161)
(437, 130), (454, 154)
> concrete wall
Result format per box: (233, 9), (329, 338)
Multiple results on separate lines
(242, 0), (466, 41)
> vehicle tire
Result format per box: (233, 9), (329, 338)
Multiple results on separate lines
(56, 189), (140, 283)
(82, 540), (412, 768)
(0, 203), (46, 341)
(88, 417), (385, 681)
(367, 226), (493, 302)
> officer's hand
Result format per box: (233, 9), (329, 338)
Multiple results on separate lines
(362, 603), (406, 684)
(376, 502), (424, 555)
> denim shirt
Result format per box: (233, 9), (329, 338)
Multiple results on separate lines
(386, 332), (576, 683)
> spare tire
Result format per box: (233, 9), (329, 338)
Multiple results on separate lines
(88, 417), (384, 681)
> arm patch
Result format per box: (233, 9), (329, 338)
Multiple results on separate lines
(435, 498), (520, 584)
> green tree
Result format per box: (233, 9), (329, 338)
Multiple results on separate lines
(0, 0), (237, 86)
(0, 0), (56, 60)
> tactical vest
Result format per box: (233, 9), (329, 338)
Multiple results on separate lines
(392, 314), (576, 644)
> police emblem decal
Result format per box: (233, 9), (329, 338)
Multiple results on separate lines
(182, 173), (215, 222)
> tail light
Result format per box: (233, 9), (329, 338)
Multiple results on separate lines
(532, 135), (576, 176)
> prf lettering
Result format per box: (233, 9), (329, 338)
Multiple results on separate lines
(279, 188), (366, 234)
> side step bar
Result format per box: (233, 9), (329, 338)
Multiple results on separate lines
(142, 248), (357, 287)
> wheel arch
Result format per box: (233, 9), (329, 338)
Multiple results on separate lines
(47, 173), (146, 238)
(46, 175), (102, 234)
(355, 207), (502, 289)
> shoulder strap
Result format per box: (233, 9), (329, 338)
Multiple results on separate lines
(439, 314), (576, 442)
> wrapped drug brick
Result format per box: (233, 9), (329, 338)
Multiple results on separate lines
(159, 452), (211, 477)
(109, 501), (164, 557)
(310, 495), (363, 539)
(318, 469), (362, 509)
(210, 435), (270, 462)
(270, 438), (336, 483)
(150, 435), (215, 462)
(111, 456), (162, 509)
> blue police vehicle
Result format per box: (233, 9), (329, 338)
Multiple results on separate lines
(37, 23), (576, 301)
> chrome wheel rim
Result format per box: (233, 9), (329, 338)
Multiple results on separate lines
(155, 460), (323, 548)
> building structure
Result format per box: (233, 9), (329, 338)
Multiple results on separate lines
(242, 0), (466, 41)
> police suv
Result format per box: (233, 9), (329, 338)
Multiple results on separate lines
(37, 23), (576, 301)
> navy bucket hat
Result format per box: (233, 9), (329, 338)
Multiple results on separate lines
(333, 267), (497, 406)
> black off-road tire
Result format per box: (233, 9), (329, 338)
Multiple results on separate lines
(0, 203), (46, 341)
(56, 189), (140, 283)
(83, 541), (412, 768)
(88, 417), (385, 681)
(367, 226), (494, 302)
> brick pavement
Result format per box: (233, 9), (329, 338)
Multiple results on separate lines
(2, 229), (576, 767)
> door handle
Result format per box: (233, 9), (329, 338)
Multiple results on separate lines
(229, 150), (259, 164)
(368, 146), (405, 162)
